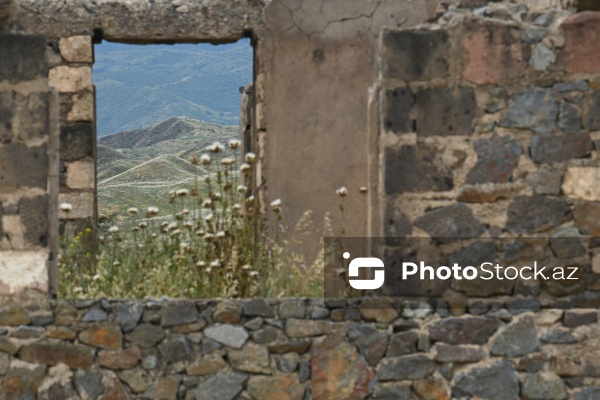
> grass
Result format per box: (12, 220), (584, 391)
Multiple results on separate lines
(59, 141), (324, 299)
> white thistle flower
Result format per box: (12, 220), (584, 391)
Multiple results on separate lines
(228, 139), (241, 149)
(204, 213), (214, 222)
(245, 152), (256, 163)
(221, 157), (235, 166)
(176, 189), (189, 197)
(336, 186), (348, 197)
(147, 206), (159, 215)
(209, 142), (224, 153)
(210, 259), (221, 267)
(108, 226), (119, 233)
(202, 199), (212, 208)
(200, 154), (211, 165)
(216, 231), (226, 238)
(127, 207), (139, 215)
(59, 203), (73, 212)
(237, 185), (247, 193)
(182, 208), (190, 215)
(240, 163), (251, 172)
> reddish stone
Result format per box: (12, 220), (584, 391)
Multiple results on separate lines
(574, 202), (600, 235)
(98, 346), (140, 370)
(47, 327), (77, 340)
(413, 377), (451, 400)
(458, 186), (510, 203)
(311, 336), (374, 400)
(79, 325), (122, 350)
(99, 377), (130, 400)
(19, 342), (94, 368)
(461, 18), (530, 84)
(268, 340), (311, 354)
(559, 12), (600, 73)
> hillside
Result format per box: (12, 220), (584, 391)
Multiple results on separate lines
(94, 41), (253, 136)
(97, 117), (238, 217)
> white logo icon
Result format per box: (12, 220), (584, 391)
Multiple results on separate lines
(344, 252), (385, 290)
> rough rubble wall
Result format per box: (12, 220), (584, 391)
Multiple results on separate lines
(2, 296), (600, 400)
(376, 5), (600, 297)
(0, 31), (58, 295)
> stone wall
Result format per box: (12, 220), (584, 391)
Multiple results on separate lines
(1, 296), (600, 400)
(0, 31), (58, 295)
(374, 4), (600, 298)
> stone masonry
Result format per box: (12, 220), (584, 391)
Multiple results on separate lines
(1, 295), (600, 400)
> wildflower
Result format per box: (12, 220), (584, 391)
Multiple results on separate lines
(202, 199), (212, 208)
(242, 264), (252, 271)
(237, 185), (247, 193)
(184, 221), (193, 229)
(98, 213), (109, 222)
(113, 261), (121, 267)
(168, 222), (178, 231)
(209, 142), (224, 153)
(216, 231), (226, 239)
(359, 186), (368, 194)
(189, 155), (199, 165)
(176, 188), (189, 197)
(204, 233), (215, 241)
(212, 192), (222, 201)
(205, 267), (212, 274)
(151, 233), (157, 238)
(195, 230), (205, 237)
(182, 208), (190, 215)
(228, 139), (241, 149)
(92, 274), (101, 281)
(74, 286), (83, 293)
(210, 259), (221, 268)
(240, 163), (251, 172)
(232, 203), (241, 211)
(336, 186), (348, 197)
(147, 206), (159, 216)
(199, 154), (211, 166)
(171, 229), (181, 236)
(221, 157), (235, 166)
(160, 221), (169, 228)
(246, 195), (255, 203)
(245, 152), (256, 163)
(249, 271), (259, 277)
(127, 207), (139, 215)
(59, 202), (73, 212)
(175, 213), (184, 221)
(196, 261), (206, 268)
(139, 222), (147, 229)
(108, 226), (119, 233)
(131, 227), (139, 233)
(270, 198), (282, 212)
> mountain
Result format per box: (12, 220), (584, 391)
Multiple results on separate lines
(94, 41), (253, 137)
(97, 117), (238, 217)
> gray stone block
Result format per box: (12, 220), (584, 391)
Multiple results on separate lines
(383, 87), (414, 133)
(18, 195), (48, 246)
(415, 88), (476, 136)
(466, 134), (522, 184)
(506, 196), (571, 233)
(584, 91), (600, 131)
(414, 203), (484, 243)
(500, 88), (558, 134)
(559, 100), (582, 132)
(385, 144), (453, 194)
(381, 29), (449, 81)
(0, 142), (47, 190)
(530, 132), (592, 163)
(0, 33), (47, 83)
(60, 122), (94, 161)
(453, 359), (519, 400)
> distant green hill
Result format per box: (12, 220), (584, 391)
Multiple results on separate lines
(98, 117), (238, 217)
(94, 41), (252, 136)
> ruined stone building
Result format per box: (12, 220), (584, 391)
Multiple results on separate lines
(1, 0), (600, 398)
